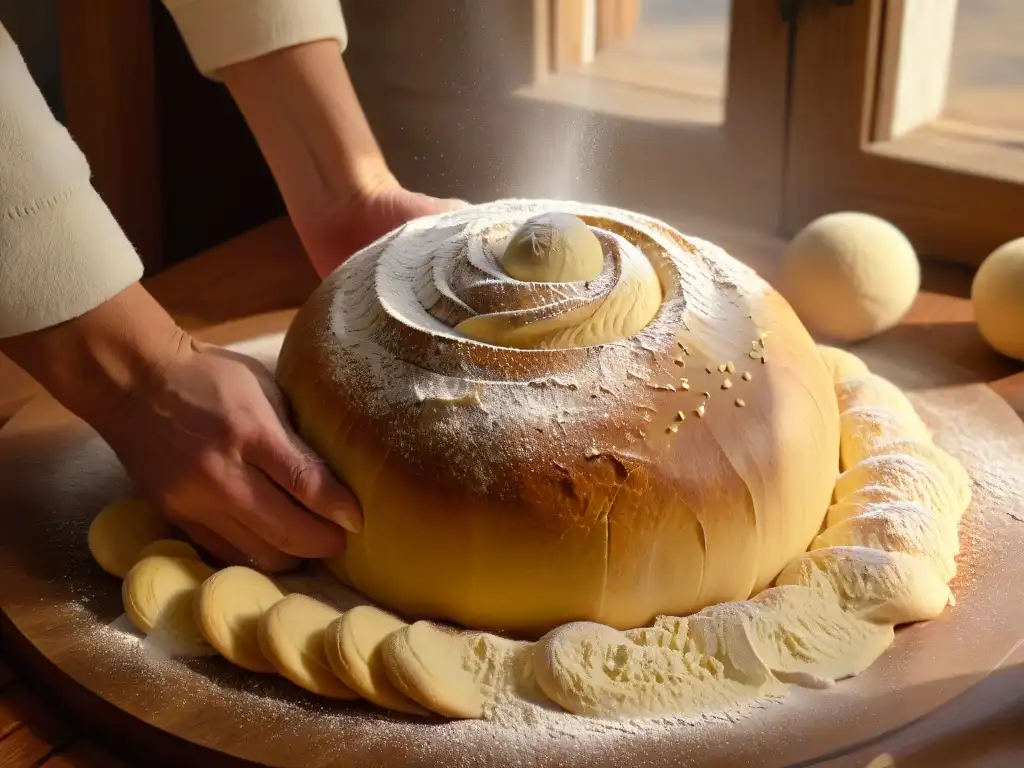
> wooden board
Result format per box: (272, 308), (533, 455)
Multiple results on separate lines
(1, 331), (1023, 768)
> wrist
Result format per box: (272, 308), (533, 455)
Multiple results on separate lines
(0, 283), (192, 424)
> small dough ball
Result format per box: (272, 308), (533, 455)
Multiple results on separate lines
(501, 212), (603, 283)
(783, 212), (920, 342)
(89, 498), (172, 578)
(196, 566), (285, 672)
(324, 606), (428, 715)
(972, 237), (1024, 361)
(258, 594), (358, 699)
(138, 539), (200, 562)
(122, 556), (215, 654)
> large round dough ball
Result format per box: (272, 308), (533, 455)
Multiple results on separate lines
(972, 237), (1024, 361)
(501, 212), (604, 283)
(782, 212), (920, 342)
(277, 200), (840, 637)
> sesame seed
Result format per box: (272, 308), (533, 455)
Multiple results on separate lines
(735, 398), (746, 408)
(722, 379), (733, 390)
(742, 371), (752, 381)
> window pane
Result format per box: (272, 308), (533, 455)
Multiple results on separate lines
(585, 0), (732, 121)
(945, 0), (1024, 134)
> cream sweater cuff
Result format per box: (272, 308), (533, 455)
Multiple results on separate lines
(0, 24), (143, 339)
(162, 0), (349, 78)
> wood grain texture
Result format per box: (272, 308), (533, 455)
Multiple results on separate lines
(56, 0), (162, 272)
(40, 742), (132, 768)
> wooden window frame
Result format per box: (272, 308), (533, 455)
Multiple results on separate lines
(783, 0), (1024, 266)
(525, 0), (793, 231)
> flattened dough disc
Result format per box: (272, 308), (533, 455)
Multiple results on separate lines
(196, 566), (285, 673)
(89, 498), (172, 577)
(258, 594), (358, 700)
(324, 606), (428, 715)
(138, 539), (200, 562)
(122, 555), (215, 655)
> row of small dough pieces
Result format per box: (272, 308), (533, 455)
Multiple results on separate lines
(86, 344), (972, 721)
(816, 344), (971, 597)
(90, 503), (456, 716)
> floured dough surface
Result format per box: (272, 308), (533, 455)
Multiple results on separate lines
(382, 621), (534, 719)
(196, 566), (285, 673)
(258, 594), (358, 699)
(122, 555), (215, 655)
(534, 583), (896, 719)
(324, 606), (427, 715)
(89, 498), (172, 577)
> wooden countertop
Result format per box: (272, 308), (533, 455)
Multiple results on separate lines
(0, 216), (1021, 767)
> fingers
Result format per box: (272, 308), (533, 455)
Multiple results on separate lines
(246, 425), (363, 535)
(171, 514), (301, 573)
(227, 468), (350, 560)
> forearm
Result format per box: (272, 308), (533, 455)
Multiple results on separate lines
(219, 41), (393, 229)
(0, 284), (189, 424)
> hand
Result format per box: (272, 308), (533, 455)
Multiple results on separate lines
(1, 284), (361, 573)
(298, 179), (468, 278)
(94, 338), (361, 572)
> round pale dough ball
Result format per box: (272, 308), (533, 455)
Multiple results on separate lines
(972, 237), (1024, 361)
(783, 212), (920, 342)
(501, 212), (603, 283)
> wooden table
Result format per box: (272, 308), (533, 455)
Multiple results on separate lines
(1, 216), (1022, 767)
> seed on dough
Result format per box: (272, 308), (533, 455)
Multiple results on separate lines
(722, 379), (733, 390)
(742, 371), (752, 381)
(735, 398), (746, 408)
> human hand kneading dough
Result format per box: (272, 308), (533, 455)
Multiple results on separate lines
(100, 343), (361, 572)
(2, 285), (361, 573)
(0, 7), (471, 571)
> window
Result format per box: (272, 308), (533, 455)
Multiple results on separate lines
(518, 0), (792, 231)
(784, 0), (1024, 265)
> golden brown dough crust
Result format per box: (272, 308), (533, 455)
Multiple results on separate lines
(277, 200), (840, 637)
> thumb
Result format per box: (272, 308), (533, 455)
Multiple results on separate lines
(248, 425), (363, 535)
